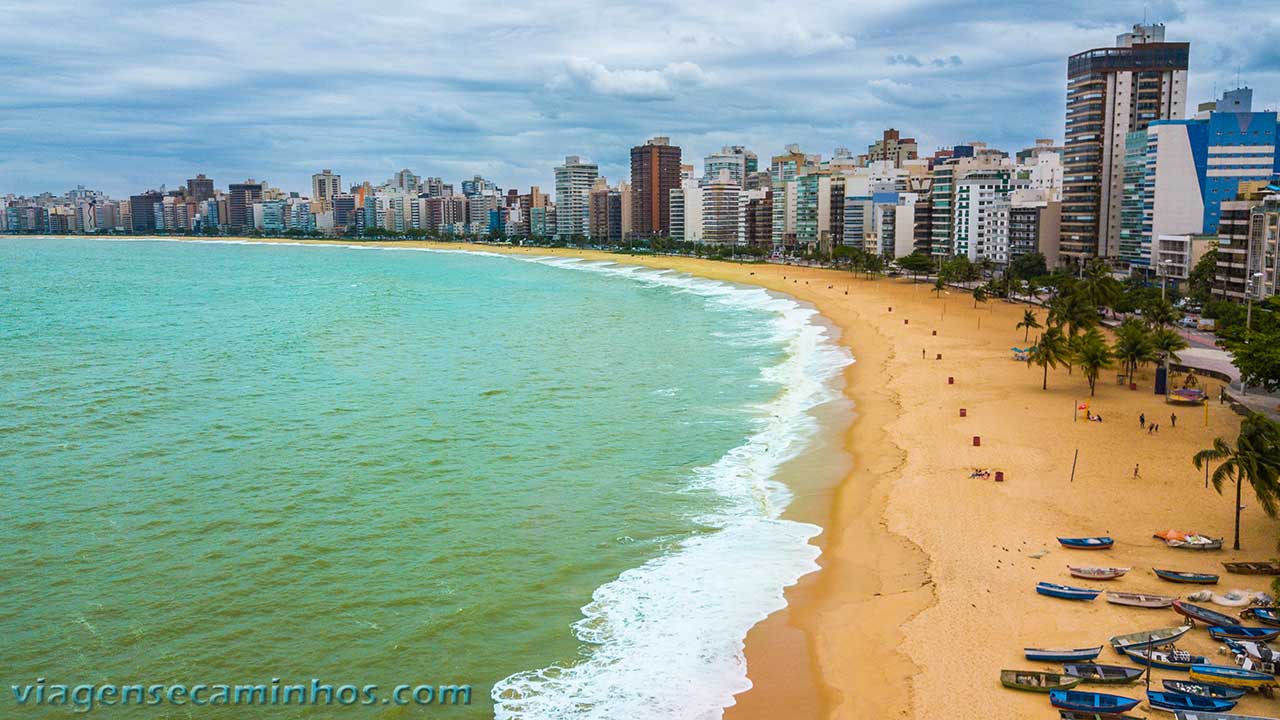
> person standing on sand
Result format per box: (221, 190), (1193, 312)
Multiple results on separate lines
(1134, 464), (1140, 479)
(1170, 412), (1177, 428)
(1148, 424), (1155, 435)
(1140, 413), (1145, 429)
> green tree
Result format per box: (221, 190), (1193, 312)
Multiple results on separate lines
(863, 253), (885, 279)
(1111, 318), (1156, 385)
(1187, 247), (1220, 306)
(1224, 327), (1280, 393)
(1074, 328), (1114, 396)
(932, 275), (946, 299)
(1017, 308), (1042, 342)
(1193, 413), (1280, 550)
(1073, 259), (1124, 316)
(1008, 252), (1048, 282)
(1027, 326), (1070, 390)
(896, 253), (935, 282)
(1144, 298), (1180, 329)
(1150, 327), (1189, 367)
(972, 284), (989, 308)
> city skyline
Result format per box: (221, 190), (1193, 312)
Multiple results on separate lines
(2, 1), (1278, 198)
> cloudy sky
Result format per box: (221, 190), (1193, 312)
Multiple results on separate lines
(1, 0), (1277, 198)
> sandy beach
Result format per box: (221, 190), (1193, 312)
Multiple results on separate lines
(132, 238), (1280, 717)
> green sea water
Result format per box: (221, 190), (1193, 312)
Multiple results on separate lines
(0, 238), (849, 719)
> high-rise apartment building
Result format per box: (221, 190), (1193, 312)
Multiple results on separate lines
(227, 180), (265, 231)
(630, 136), (682, 236)
(864, 129), (919, 168)
(312, 170), (342, 210)
(186, 174), (215, 202)
(129, 191), (164, 233)
(703, 146), (756, 187)
(1061, 23), (1189, 264)
(553, 156), (598, 240)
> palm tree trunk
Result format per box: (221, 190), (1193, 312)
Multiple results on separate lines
(1024, 327), (1029, 342)
(1042, 363), (1048, 390)
(1234, 478), (1242, 551)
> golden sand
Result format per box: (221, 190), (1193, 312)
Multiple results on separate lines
(178, 238), (1278, 717)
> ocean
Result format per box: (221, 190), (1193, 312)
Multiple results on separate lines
(0, 238), (851, 718)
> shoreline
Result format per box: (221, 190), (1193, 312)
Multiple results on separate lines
(13, 235), (1276, 719)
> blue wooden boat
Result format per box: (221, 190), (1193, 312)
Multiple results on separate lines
(1173, 599), (1240, 627)
(1038, 581), (1102, 601)
(1063, 663), (1144, 684)
(1162, 679), (1247, 700)
(1241, 607), (1280, 627)
(1109, 625), (1191, 653)
(1147, 690), (1237, 713)
(1027, 646), (1104, 662)
(1123, 646), (1207, 671)
(1172, 711), (1280, 720)
(1058, 536), (1114, 550)
(1209, 625), (1280, 642)
(1156, 568), (1220, 584)
(1173, 712), (1280, 720)
(1189, 664), (1277, 689)
(1049, 689), (1140, 714)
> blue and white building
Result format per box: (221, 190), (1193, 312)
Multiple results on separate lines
(1137, 88), (1279, 269)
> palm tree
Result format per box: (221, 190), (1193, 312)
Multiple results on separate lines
(972, 284), (989, 309)
(932, 275), (946, 299)
(1075, 260), (1123, 316)
(1144, 299), (1180, 329)
(1017, 309), (1042, 342)
(1150, 327), (1189, 368)
(1112, 318), (1156, 384)
(1192, 413), (1280, 550)
(1027, 326), (1070, 390)
(1074, 328), (1114, 396)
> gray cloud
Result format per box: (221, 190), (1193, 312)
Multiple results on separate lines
(0, 0), (1274, 196)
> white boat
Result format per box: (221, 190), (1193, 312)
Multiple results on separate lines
(1069, 566), (1130, 580)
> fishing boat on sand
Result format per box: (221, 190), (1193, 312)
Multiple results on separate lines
(1063, 663), (1144, 684)
(1059, 537), (1114, 550)
(1208, 626), (1280, 642)
(1070, 566), (1131, 580)
(1109, 626), (1191, 653)
(1000, 669), (1082, 692)
(1241, 607), (1280, 627)
(1107, 591), (1177, 609)
(1223, 561), (1280, 575)
(1188, 664), (1277, 690)
(1124, 646), (1208, 671)
(1059, 712), (1147, 720)
(1146, 690), (1237, 713)
(1174, 711), (1280, 720)
(1156, 569), (1221, 585)
(1028, 646), (1105, 662)
(1172, 599), (1240, 627)
(1161, 679), (1246, 700)
(1155, 531), (1225, 551)
(1039, 581), (1103, 601)
(1049, 690), (1141, 714)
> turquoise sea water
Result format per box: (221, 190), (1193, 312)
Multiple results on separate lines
(0, 238), (849, 719)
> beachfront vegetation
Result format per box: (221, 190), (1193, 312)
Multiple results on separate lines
(1017, 309), (1042, 342)
(1193, 413), (1280, 551)
(1027, 327), (1070, 391)
(1074, 328), (1114, 396)
(1112, 318), (1157, 385)
(971, 284), (988, 309)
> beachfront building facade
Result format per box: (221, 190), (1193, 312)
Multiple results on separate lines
(701, 170), (741, 246)
(703, 146), (756, 187)
(1060, 23), (1189, 264)
(862, 128), (919, 168)
(1215, 193), (1280, 301)
(1125, 88), (1280, 272)
(631, 136), (682, 237)
(553, 156), (598, 241)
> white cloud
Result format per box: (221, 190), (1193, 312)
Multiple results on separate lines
(547, 58), (712, 99)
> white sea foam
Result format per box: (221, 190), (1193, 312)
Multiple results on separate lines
(485, 255), (854, 720)
(59, 238), (853, 718)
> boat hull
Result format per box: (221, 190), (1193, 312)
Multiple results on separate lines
(1109, 625), (1191, 653)
(1049, 690), (1141, 713)
(1156, 569), (1221, 584)
(1173, 600), (1241, 627)
(1189, 664), (1277, 689)
(1106, 591), (1176, 609)
(1027, 646), (1104, 662)
(1147, 690), (1237, 713)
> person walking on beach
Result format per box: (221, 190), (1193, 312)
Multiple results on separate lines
(1140, 413), (1146, 429)
(1133, 463), (1140, 480)
(1170, 412), (1177, 428)
(1148, 424), (1155, 435)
